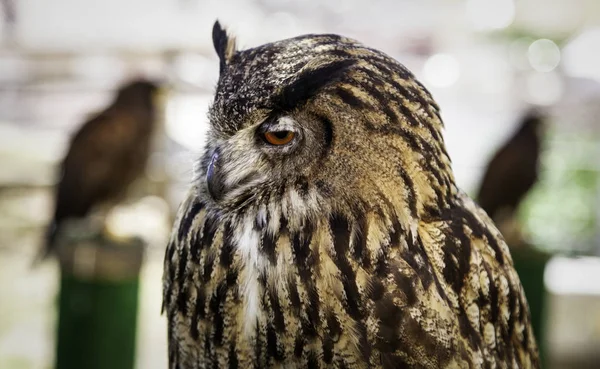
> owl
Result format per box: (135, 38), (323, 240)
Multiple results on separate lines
(163, 21), (540, 369)
(42, 79), (159, 260)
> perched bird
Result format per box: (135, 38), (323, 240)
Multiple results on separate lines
(163, 21), (539, 368)
(476, 112), (544, 246)
(42, 79), (159, 260)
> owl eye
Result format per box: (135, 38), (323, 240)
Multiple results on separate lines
(263, 131), (295, 146)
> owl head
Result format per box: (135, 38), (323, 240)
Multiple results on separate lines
(198, 21), (456, 225)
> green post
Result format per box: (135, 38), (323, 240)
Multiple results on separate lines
(55, 233), (145, 369)
(511, 248), (551, 369)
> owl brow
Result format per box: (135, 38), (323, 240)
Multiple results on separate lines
(273, 58), (356, 111)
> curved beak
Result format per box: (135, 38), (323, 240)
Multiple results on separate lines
(206, 149), (224, 201)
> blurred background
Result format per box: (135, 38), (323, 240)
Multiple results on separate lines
(1, 0), (599, 368)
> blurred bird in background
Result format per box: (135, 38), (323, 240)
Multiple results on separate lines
(476, 110), (546, 247)
(40, 79), (161, 262)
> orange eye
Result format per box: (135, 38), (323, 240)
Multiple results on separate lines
(263, 131), (295, 145)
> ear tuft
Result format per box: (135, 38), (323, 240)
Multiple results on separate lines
(212, 20), (237, 74)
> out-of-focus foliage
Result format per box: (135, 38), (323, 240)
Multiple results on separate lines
(519, 127), (600, 255)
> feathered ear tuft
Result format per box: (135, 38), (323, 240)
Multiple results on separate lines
(212, 20), (237, 74)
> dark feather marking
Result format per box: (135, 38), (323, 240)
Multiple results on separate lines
(322, 334), (334, 363)
(254, 210), (267, 230)
(483, 263), (499, 325)
(178, 200), (203, 241)
(353, 66), (398, 121)
(363, 55), (411, 81)
(351, 215), (369, 267)
(307, 281), (320, 325)
(522, 316), (531, 347)
(268, 287), (285, 332)
(389, 215), (403, 248)
(203, 331), (213, 365)
(301, 282), (320, 337)
(418, 137), (448, 191)
(326, 310), (342, 342)
(166, 265), (175, 308)
(209, 281), (227, 346)
(374, 250), (388, 278)
(507, 284), (517, 338)
(451, 206), (504, 265)
(315, 180), (333, 197)
(254, 324), (263, 368)
(338, 361), (349, 369)
(287, 277), (301, 313)
(220, 221), (235, 267)
(367, 276), (385, 301)
(370, 57), (429, 112)
(458, 306), (482, 349)
(394, 98), (422, 127)
(261, 226), (278, 264)
(202, 251), (215, 283)
(335, 86), (369, 109)
(375, 295), (404, 352)
(295, 176), (310, 197)
(381, 353), (412, 369)
(230, 190), (255, 210)
(443, 222), (472, 294)
(300, 315), (318, 338)
(360, 109), (449, 201)
(189, 226), (201, 263)
(258, 269), (268, 289)
(329, 213), (363, 320)
(290, 220), (315, 281)
(356, 321), (371, 361)
(195, 286), (207, 320)
(401, 235), (433, 290)
(226, 269), (239, 300)
(365, 56), (437, 121)
(165, 240), (176, 264)
(397, 167), (418, 217)
(176, 284), (189, 315)
(176, 245), (188, 290)
(371, 123), (442, 185)
(266, 324), (285, 362)
(306, 350), (320, 369)
(314, 114), (334, 157)
(294, 335), (304, 358)
(421, 114), (444, 142)
(274, 59), (357, 111)
(228, 344), (238, 369)
(412, 78), (440, 116)
(201, 215), (219, 250)
(325, 48), (352, 59)
(409, 315), (453, 365)
(189, 290), (202, 340)
(393, 270), (418, 306)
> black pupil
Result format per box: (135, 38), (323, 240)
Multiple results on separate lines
(271, 131), (290, 140)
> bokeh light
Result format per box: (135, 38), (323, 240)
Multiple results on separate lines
(466, 0), (515, 31)
(527, 39), (561, 73)
(524, 70), (564, 105)
(563, 27), (600, 82)
(423, 53), (460, 88)
(165, 94), (211, 151)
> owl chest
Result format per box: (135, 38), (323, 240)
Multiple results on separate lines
(196, 233), (361, 366)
